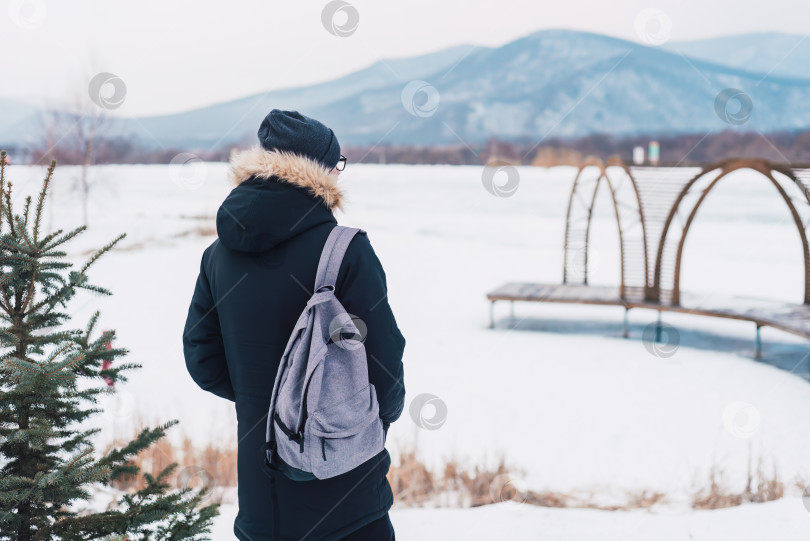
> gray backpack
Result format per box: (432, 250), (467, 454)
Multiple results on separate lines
(264, 225), (386, 481)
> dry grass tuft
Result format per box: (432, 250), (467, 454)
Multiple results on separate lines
(692, 451), (785, 509)
(101, 418), (237, 504)
(100, 420), (801, 512)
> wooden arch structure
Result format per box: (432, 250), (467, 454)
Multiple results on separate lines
(652, 159), (810, 306)
(487, 157), (810, 357)
(562, 155), (648, 300)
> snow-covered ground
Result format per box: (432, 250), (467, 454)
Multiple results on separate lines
(212, 498), (808, 541)
(6, 160), (810, 539)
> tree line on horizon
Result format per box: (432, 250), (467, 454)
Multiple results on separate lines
(13, 126), (810, 168)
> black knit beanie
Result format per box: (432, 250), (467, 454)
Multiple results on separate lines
(257, 109), (341, 171)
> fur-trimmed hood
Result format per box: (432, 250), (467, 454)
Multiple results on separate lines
(215, 146), (342, 253)
(228, 145), (344, 212)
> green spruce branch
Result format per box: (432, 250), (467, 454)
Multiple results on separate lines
(0, 149), (218, 540)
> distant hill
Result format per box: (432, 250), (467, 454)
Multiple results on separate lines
(663, 31), (810, 81)
(4, 29), (810, 151)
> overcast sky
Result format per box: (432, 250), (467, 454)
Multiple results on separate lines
(2, 0), (807, 116)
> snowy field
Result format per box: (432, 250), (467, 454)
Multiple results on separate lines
(5, 160), (810, 539)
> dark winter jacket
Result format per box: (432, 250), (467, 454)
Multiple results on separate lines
(182, 146), (407, 541)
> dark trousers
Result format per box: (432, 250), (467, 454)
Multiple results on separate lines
(338, 513), (395, 541)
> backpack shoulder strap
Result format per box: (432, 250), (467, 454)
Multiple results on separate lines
(314, 226), (364, 291)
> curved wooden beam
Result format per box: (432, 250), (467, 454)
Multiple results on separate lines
(563, 158), (604, 284)
(563, 156), (648, 300)
(652, 158), (810, 305)
(671, 160), (810, 305)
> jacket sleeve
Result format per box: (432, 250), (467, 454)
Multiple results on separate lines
(182, 249), (236, 402)
(336, 232), (406, 428)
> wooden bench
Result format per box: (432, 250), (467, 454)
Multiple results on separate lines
(486, 283), (810, 358)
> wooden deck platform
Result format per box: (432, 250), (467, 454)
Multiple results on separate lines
(486, 283), (810, 355)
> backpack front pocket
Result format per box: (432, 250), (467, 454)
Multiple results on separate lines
(305, 383), (384, 478)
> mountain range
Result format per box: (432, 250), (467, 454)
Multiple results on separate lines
(3, 29), (810, 150)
